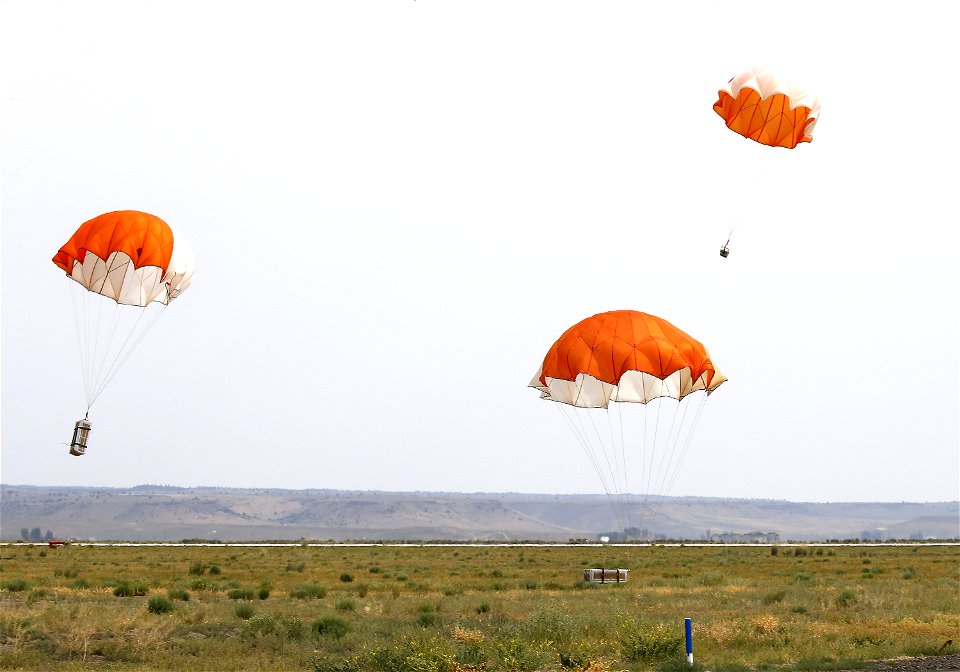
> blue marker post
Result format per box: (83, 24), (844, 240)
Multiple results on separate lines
(684, 617), (693, 666)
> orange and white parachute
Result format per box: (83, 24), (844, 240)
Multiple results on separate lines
(713, 67), (820, 149)
(53, 210), (194, 307)
(530, 310), (726, 539)
(53, 211), (195, 417)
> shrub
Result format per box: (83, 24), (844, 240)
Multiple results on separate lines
(147, 596), (174, 614)
(836, 589), (858, 607)
(258, 587), (270, 600)
(620, 621), (683, 662)
(356, 583), (368, 598)
(290, 583), (327, 599)
(762, 589), (788, 605)
(336, 599), (356, 612)
(417, 611), (442, 627)
(476, 603), (490, 614)
(339, 572), (354, 583)
(189, 579), (214, 591)
(235, 603), (256, 619)
(188, 561), (205, 575)
(697, 572), (726, 586)
(313, 615), (350, 639)
(243, 614), (305, 641)
(286, 561), (305, 572)
(228, 587), (255, 600)
(27, 588), (48, 604)
(901, 567), (916, 579)
(113, 580), (148, 597)
(369, 566), (382, 574)
(208, 565), (222, 575)
(3, 578), (29, 592)
(168, 587), (190, 601)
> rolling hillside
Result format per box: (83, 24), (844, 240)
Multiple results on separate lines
(1, 484), (956, 542)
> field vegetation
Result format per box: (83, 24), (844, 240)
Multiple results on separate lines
(1, 543), (957, 671)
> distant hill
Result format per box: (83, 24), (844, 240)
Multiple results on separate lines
(1, 484), (957, 542)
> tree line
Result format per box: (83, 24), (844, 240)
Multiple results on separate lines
(20, 527), (55, 542)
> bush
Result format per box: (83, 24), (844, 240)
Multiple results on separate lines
(208, 565), (222, 575)
(3, 578), (29, 592)
(258, 587), (270, 600)
(228, 587), (255, 600)
(762, 589), (788, 604)
(113, 580), (148, 597)
(416, 611), (442, 627)
(836, 589), (858, 607)
(476, 603), (490, 614)
(313, 615), (350, 639)
(168, 587), (190, 601)
(188, 561), (205, 575)
(336, 599), (356, 612)
(147, 596), (174, 614)
(620, 621), (683, 662)
(355, 583), (368, 598)
(339, 572), (354, 583)
(242, 614), (305, 641)
(235, 603), (256, 619)
(290, 583), (327, 599)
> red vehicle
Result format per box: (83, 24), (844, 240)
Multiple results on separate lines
(48, 540), (70, 548)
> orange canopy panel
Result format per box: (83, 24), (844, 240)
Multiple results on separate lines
(713, 67), (819, 149)
(531, 310), (725, 407)
(53, 210), (175, 276)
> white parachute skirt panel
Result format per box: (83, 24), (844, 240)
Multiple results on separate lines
(720, 66), (821, 140)
(67, 227), (196, 306)
(529, 367), (727, 408)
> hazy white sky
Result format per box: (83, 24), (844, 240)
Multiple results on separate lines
(2, 1), (957, 503)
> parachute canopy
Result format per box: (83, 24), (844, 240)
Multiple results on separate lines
(530, 310), (726, 408)
(713, 67), (820, 149)
(53, 210), (195, 306)
(53, 210), (195, 415)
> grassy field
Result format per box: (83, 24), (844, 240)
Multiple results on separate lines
(0, 543), (957, 671)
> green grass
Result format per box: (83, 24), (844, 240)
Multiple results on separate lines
(0, 543), (957, 670)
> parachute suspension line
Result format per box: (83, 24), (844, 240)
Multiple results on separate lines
(572, 379), (630, 536)
(639, 395), (688, 533)
(639, 392), (666, 536)
(644, 393), (710, 532)
(601, 403), (631, 536)
(88, 298), (126, 407)
(88, 303), (166, 408)
(662, 393), (709, 500)
(69, 282), (93, 408)
(583, 407), (630, 538)
(648, 397), (683, 519)
(615, 400), (629, 529)
(554, 403), (628, 537)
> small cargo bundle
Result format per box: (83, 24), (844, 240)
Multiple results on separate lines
(583, 568), (628, 583)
